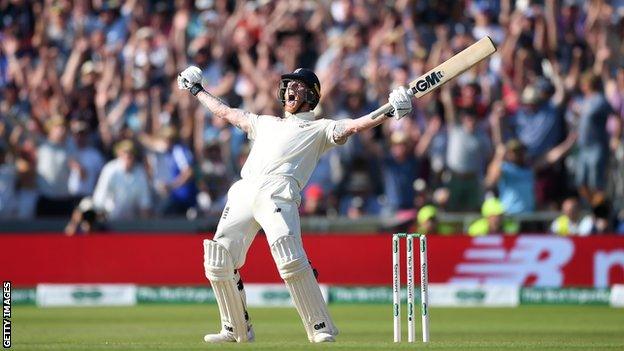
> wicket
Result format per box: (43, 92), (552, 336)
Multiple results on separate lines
(392, 233), (429, 343)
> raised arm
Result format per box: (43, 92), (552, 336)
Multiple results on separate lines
(484, 144), (506, 189)
(332, 114), (391, 144)
(533, 132), (578, 171)
(177, 66), (253, 134)
(332, 86), (413, 144)
(484, 103), (507, 189)
(440, 84), (457, 126)
(195, 91), (254, 134)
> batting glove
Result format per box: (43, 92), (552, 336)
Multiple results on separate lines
(177, 66), (204, 95)
(388, 86), (412, 120)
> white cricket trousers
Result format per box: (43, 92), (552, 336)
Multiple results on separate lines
(213, 175), (302, 268)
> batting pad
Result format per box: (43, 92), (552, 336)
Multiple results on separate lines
(203, 240), (248, 342)
(270, 236), (338, 341)
(233, 269), (251, 325)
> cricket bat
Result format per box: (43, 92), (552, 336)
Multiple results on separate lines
(367, 36), (497, 119)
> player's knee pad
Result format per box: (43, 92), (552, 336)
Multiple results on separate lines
(203, 240), (248, 342)
(269, 235), (338, 340)
(213, 227), (254, 270)
(270, 235), (310, 280)
(204, 239), (236, 281)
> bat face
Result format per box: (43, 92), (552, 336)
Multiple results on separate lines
(408, 37), (496, 99)
(410, 71), (445, 95)
(366, 36), (496, 119)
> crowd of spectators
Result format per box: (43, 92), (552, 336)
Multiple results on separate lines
(1, 0), (623, 235)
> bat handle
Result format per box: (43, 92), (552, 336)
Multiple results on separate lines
(366, 102), (394, 120)
(367, 86), (416, 119)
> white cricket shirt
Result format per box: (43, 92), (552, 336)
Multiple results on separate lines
(241, 111), (342, 189)
(92, 159), (152, 219)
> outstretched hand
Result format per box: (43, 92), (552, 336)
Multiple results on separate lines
(177, 66), (203, 91)
(388, 86), (412, 120)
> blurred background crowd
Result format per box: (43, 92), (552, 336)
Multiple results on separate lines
(0, 0), (623, 235)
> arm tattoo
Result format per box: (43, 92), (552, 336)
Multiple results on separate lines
(197, 90), (233, 119)
(233, 111), (252, 129)
(197, 90), (251, 132)
(202, 90), (228, 107)
(330, 114), (389, 144)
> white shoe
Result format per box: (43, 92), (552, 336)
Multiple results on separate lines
(203, 326), (255, 343)
(311, 332), (335, 343)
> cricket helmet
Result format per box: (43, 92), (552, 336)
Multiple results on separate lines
(278, 68), (321, 109)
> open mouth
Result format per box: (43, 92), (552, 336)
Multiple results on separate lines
(285, 91), (298, 106)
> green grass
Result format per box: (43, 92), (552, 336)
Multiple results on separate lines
(11, 304), (624, 350)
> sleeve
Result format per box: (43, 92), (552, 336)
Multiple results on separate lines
(245, 113), (262, 140)
(172, 145), (191, 171)
(92, 163), (112, 210)
(137, 169), (152, 210)
(323, 119), (347, 149)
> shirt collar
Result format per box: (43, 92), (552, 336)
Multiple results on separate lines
(285, 111), (315, 121)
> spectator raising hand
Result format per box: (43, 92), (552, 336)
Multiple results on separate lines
(0, 0), (619, 233)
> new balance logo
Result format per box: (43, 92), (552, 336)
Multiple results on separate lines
(313, 322), (326, 330)
(451, 236), (574, 286)
(224, 325), (234, 332)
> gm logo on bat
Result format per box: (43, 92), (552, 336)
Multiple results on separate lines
(411, 71), (445, 94)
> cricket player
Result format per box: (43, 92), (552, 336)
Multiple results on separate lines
(178, 66), (413, 343)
